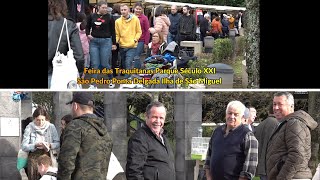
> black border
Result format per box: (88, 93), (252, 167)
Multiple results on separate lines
(0, 1), (47, 89)
(260, 1), (317, 88)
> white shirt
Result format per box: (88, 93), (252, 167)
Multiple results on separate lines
(40, 167), (58, 180)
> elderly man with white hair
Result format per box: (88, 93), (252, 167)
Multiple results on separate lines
(199, 13), (211, 45)
(205, 100), (259, 180)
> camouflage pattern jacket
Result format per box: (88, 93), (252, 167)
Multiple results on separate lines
(57, 114), (112, 180)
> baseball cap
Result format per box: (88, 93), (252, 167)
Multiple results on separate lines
(66, 92), (94, 107)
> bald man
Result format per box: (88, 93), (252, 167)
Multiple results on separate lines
(168, 5), (181, 43)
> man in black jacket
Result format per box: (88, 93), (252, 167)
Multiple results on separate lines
(168, 5), (181, 43)
(126, 101), (175, 180)
(178, 5), (196, 43)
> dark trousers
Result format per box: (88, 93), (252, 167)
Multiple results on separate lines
(111, 44), (120, 77)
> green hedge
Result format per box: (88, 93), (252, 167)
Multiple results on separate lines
(212, 38), (233, 62)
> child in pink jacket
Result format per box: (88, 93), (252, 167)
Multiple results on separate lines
(76, 13), (90, 69)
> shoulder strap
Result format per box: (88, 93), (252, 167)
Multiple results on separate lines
(44, 171), (57, 177)
(55, 18), (71, 55)
(65, 19), (71, 51)
(55, 18), (66, 54)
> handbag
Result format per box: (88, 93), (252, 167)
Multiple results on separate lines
(50, 18), (82, 89)
(48, 126), (58, 168)
(17, 149), (28, 171)
(49, 149), (58, 168)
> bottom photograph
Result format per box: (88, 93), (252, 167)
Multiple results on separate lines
(0, 91), (319, 180)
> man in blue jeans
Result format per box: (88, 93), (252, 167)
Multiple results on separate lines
(115, 4), (142, 79)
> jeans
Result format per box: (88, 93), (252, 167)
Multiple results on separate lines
(89, 37), (112, 82)
(134, 41), (145, 68)
(84, 54), (90, 68)
(119, 47), (136, 78)
(167, 32), (177, 44)
(48, 74), (52, 88)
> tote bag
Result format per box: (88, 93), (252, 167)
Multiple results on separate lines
(50, 18), (81, 89)
(48, 126), (58, 168)
(17, 149), (28, 171)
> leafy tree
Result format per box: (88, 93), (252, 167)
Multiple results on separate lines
(177, 0), (245, 6)
(32, 92), (54, 120)
(127, 92), (175, 140)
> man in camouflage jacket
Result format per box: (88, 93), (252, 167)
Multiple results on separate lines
(57, 92), (113, 180)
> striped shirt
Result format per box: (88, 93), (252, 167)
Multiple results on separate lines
(204, 124), (259, 179)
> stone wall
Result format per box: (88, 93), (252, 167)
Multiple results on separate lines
(0, 91), (22, 180)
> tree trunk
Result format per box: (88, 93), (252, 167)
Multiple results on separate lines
(245, 0), (260, 88)
(308, 92), (320, 175)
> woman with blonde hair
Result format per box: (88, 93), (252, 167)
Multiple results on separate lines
(146, 32), (167, 57)
(22, 107), (60, 180)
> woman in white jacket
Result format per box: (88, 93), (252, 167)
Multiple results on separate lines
(22, 107), (60, 180)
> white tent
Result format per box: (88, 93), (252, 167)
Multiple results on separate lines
(142, 0), (246, 12)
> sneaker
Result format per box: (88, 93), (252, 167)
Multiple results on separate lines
(109, 83), (115, 88)
(88, 85), (97, 89)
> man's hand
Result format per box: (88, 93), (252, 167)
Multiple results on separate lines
(112, 45), (117, 50)
(87, 35), (93, 40)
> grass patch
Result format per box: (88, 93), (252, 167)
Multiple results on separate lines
(232, 56), (244, 78)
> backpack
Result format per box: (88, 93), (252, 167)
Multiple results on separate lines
(44, 171), (57, 177)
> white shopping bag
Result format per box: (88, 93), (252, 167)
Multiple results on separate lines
(50, 49), (81, 89)
(107, 152), (124, 180)
(50, 18), (81, 89)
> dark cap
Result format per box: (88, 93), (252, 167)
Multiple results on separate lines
(66, 92), (94, 107)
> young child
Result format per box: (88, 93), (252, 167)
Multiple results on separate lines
(37, 154), (57, 180)
(76, 12), (90, 72)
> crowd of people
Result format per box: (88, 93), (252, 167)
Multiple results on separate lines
(48, 0), (245, 89)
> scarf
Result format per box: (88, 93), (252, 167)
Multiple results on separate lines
(151, 42), (161, 55)
(30, 121), (50, 143)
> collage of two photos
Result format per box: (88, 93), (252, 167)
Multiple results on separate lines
(0, 91), (319, 180)
(0, 0), (318, 179)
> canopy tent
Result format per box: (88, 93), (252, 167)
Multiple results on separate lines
(142, 0), (246, 12)
(88, 0), (246, 12)
(89, 0), (142, 7)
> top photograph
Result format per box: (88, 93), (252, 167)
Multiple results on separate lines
(48, 0), (257, 89)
